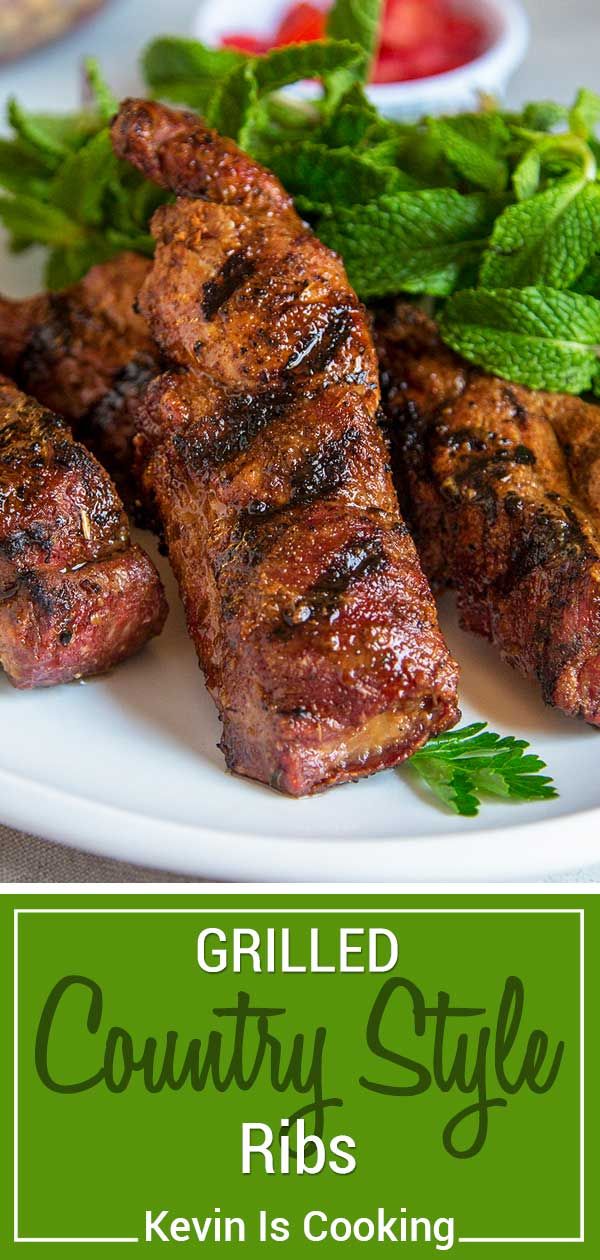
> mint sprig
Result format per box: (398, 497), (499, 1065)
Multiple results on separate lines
(409, 723), (557, 817)
(439, 285), (600, 395)
(480, 162), (600, 290)
(1, 20), (600, 406)
(0, 60), (166, 288)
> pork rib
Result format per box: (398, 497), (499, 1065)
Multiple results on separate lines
(111, 99), (459, 795)
(0, 375), (167, 688)
(0, 253), (157, 506)
(374, 301), (600, 725)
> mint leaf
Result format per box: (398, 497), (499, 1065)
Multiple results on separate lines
(326, 0), (382, 74)
(111, 173), (169, 234)
(317, 189), (494, 298)
(512, 146), (542, 200)
(479, 176), (600, 288)
(360, 137), (404, 168)
(319, 87), (380, 147)
(253, 39), (366, 96)
(208, 40), (367, 142)
(45, 236), (119, 289)
(518, 100), (569, 132)
(428, 114), (511, 193)
(267, 141), (414, 213)
(84, 58), (117, 121)
(0, 138), (52, 199)
(570, 87), (600, 138)
(208, 60), (259, 144)
(409, 722), (557, 817)
(142, 36), (246, 113)
(440, 286), (600, 394)
(50, 129), (117, 227)
(7, 98), (98, 167)
(396, 125), (459, 189)
(0, 195), (82, 247)
(574, 254), (600, 297)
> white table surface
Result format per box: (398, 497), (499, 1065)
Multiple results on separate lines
(0, 0), (599, 882)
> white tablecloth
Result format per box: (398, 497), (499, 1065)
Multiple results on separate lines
(1, 0), (599, 881)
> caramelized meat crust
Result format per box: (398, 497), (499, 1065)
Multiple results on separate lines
(111, 100), (459, 795)
(0, 376), (167, 688)
(0, 253), (158, 504)
(374, 302), (600, 724)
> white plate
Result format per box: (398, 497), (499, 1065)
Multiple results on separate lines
(1, 110), (599, 885)
(1, 517), (600, 881)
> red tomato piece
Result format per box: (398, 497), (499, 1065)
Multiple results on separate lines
(221, 34), (269, 53)
(382, 0), (444, 51)
(372, 51), (410, 83)
(274, 2), (326, 45)
(444, 15), (487, 58)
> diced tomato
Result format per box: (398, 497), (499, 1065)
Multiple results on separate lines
(221, 33), (269, 53)
(382, 0), (444, 51)
(371, 51), (409, 84)
(374, 40), (454, 82)
(274, 3), (327, 45)
(444, 15), (486, 59)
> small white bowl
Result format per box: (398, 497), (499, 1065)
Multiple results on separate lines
(193, 0), (529, 119)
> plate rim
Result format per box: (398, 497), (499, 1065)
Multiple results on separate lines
(2, 763), (598, 882)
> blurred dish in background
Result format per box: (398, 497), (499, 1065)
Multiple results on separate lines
(195, 0), (529, 117)
(0, 0), (106, 62)
(222, 0), (488, 84)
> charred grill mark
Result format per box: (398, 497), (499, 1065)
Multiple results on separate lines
(241, 428), (361, 519)
(434, 435), (538, 525)
(278, 536), (386, 632)
(286, 308), (354, 374)
(437, 427), (536, 474)
(201, 250), (255, 320)
(174, 385), (290, 470)
(16, 294), (72, 383)
(289, 427), (360, 505)
(432, 426), (487, 456)
(214, 509), (288, 585)
(0, 522), (53, 561)
(18, 570), (57, 616)
(504, 491), (525, 518)
(514, 444), (536, 465)
(53, 438), (102, 475)
(500, 505), (589, 592)
(80, 354), (158, 439)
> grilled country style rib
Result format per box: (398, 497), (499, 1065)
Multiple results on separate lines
(0, 253), (157, 504)
(374, 301), (600, 725)
(110, 99), (459, 795)
(0, 375), (167, 688)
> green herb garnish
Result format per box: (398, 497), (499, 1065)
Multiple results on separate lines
(409, 723), (557, 817)
(439, 285), (600, 394)
(0, 59), (167, 289)
(1, 16), (600, 398)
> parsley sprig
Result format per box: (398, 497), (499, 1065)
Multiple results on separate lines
(408, 723), (557, 817)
